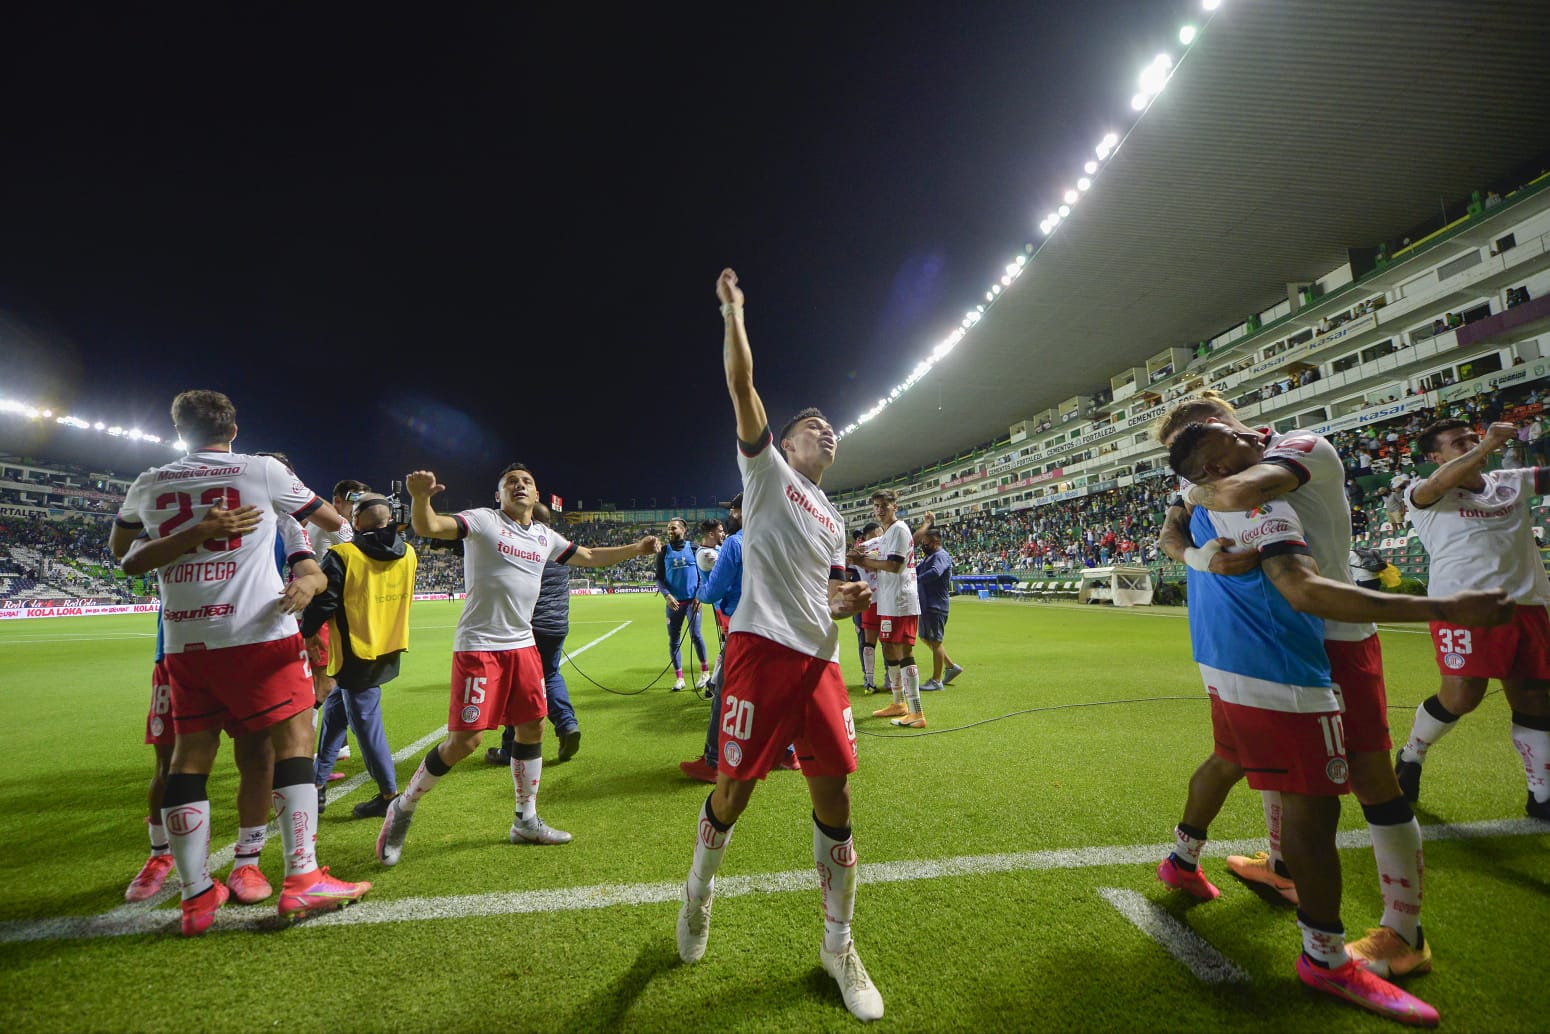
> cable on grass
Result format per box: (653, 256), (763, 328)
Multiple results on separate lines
(562, 605), (714, 699)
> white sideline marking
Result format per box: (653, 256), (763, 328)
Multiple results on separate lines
(98, 622), (631, 918)
(1098, 887), (1249, 984)
(6, 816), (1544, 945)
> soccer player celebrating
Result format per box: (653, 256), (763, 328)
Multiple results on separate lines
(851, 490), (924, 727)
(1396, 420), (1550, 819)
(376, 463), (656, 863)
(1163, 422), (1510, 1025)
(849, 522), (882, 692)
(657, 517), (711, 691)
(676, 269), (881, 1022)
(1157, 391), (1436, 978)
(110, 390), (369, 935)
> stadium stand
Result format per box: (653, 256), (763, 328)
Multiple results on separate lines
(823, 177), (1550, 596)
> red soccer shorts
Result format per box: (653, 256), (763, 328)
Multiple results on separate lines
(860, 603), (882, 632)
(1430, 604), (1550, 680)
(879, 614), (918, 646)
(145, 660), (174, 747)
(718, 632), (857, 781)
(164, 633), (314, 737)
(1208, 691), (1349, 797)
(714, 608), (730, 637)
(307, 622), (330, 668)
(1326, 634), (1390, 753)
(449, 647), (546, 731)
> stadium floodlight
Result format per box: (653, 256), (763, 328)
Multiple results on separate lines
(107, 426), (124, 436)
(1203, 0), (1221, 10)
(987, 289), (996, 300)
(173, 438), (187, 451)
(127, 429), (143, 440)
(1064, 188), (1079, 204)
(1046, 211), (1060, 225)
(1138, 63), (1168, 96)
(42, 409), (53, 417)
(1102, 132), (1119, 148)
(1179, 24), (1197, 44)
(1131, 93), (1148, 111)
(1015, 255), (1026, 266)
(1084, 160), (1098, 174)
(1058, 204), (1071, 217)
(94, 421), (106, 430)
(1078, 177), (1091, 191)
(1000, 275), (1011, 286)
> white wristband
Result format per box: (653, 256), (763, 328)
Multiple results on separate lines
(720, 302), (742, 318)
(1183, 539), (1223, 572)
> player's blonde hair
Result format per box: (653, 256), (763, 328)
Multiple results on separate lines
(1153, 390), (1237, 445)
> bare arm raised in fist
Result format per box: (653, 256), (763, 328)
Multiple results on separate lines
(407, 469), (460, 540)
(718, 268), (768, 447)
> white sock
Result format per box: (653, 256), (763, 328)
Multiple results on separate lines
(1511, 721), (1550, 803)
(1367, 812), (1423, 945)
(1298, 915), (1349, 968)
(399, 755), (443, 814)
(888, 663), (903, 705)
(1400, 697), (1459, 762)
(148, 819), (169, 855)
(814, 818), (857, 954)
(1260, 791), (1285, 872)
(162, 800), (213, 900)
(688, 796), (733, 899)
(512, 754), (542, 821)
(271, 783), (318, 877)
(861, 645), (875, 685)
(234, 824), (267, 866)
(901, 664), (922, 715)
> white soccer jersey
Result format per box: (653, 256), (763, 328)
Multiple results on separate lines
(453, 508), (575, 651)
(116, 450), (324, 652)
(1258, 429), (1375, 643)
(277, 515), (315, 569)
(1407, 467), (1550, 605)
(875, 518), (920, 617)
(307, 519), (352, 556)
(730, 430), (845, 661)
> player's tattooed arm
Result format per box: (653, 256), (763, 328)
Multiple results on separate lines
(1182, 463), (1298, 512)
(718, 268), (769, 446)
(1160, 498), (1259, 575)
(1263, 551), (1512, 626)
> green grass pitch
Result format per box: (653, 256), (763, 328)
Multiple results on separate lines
(1, 596), (1547, 1032)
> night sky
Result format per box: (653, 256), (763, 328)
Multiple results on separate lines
(3, 2), (1195, 512)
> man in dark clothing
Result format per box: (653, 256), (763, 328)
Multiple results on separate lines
(915, 521), (964, 692)
(302, 494), (417, 819)
(486, 503), (583, 765)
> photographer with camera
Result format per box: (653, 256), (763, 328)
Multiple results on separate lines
(302, 493), (417, 819)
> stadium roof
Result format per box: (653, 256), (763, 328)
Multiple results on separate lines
(825, 0), (1550, 491)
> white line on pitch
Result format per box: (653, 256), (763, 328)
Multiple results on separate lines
(1098, 888), (1249, 984)
(6, 815), (1543, 945)
(97, 621), (631, 918)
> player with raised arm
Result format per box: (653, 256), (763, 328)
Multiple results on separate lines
(675, 269), (881, 1022)
(1155, 392), (1438, 978)
(1163, 422), (1511, 1025)
(851, 490), (925, 727)
(109, 390), (368, 935)
(375, 463), (656, 864)
(1396, 420), (1550, 819)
